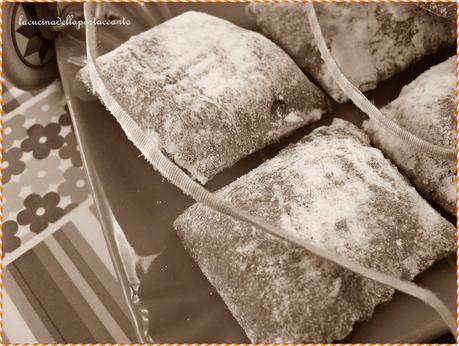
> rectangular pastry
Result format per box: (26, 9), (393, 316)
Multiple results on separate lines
(419, 3), (455, 22)
(81, 11), (330, 184)
(174, 118), (455, 343)
(247, 3), (455, 103)
(363, 57), (456, 216)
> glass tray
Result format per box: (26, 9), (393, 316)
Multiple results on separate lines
(55, 3), (456, 343)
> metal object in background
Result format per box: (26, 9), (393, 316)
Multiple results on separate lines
(3, 3), (87, 90)
(3, 3), (58, 90)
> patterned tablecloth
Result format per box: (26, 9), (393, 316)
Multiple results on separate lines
(3, 79), (454, 344)
(3, 79), (135, 343)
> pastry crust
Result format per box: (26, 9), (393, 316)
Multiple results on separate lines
(247, 3), (455, 103)
(363, 57), (456, 215)
(81, 11), (330, 183)
(174, 118), (455, 342)
(418, 3), (456, 22)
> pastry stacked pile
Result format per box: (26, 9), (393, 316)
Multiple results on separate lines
(82, 4), (456, 342)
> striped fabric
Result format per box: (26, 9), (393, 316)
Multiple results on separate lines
(4, 210), (136, 343)
(2, 80), (43, 114)
(3, 80), (136, 342)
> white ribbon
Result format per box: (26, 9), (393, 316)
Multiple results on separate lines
(84, 3), (456, 339)
(305, 2), (456, 161)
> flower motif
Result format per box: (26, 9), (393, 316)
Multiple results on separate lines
(59, 131), (82, 167)
(21, 123), (64, 159)
(58, 166), (89, 204)
(59, 106), (72, 127)
(3, 147), (26, 184)
(20, 156), (62, 195)
(4, 114), (27, 149)
(26, 92), (67, 126)
(4, 181), (23, 217)
(17, 192), (64, 233)
(4, 221), (21, 253)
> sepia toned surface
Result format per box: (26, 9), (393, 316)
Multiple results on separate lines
(53, 2), (456, 343)
(247, 3), (455, 103)
(80, 11), (329, 184)
(364, 57), (456, 216)
(175, 119), (455, 342)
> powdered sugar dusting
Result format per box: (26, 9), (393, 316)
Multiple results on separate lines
(363, 57), (456, 215)
(247, 3), (455, 102)
(175, 119), (455, 342)
(81, 11), (330, 183)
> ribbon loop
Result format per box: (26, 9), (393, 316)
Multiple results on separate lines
(305, 2), (456, 161)
(84, 3), (456, 339)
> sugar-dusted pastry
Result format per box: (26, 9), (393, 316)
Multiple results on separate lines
(174, 119), (455, 343)
(81, 11), (330, 184)
(419, 3), (456, 22)
(363, 57), (456, 216)
(247, 3), (455, 103)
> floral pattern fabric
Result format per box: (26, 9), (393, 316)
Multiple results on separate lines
(21, 123), (65, 159)
(3, 81), (131, 344)
(4, 82), (90, 254)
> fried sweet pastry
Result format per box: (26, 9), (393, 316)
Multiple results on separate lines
(81, 11), (330, 184)
(247, 3), (455, 103)
(419, 3), (456, 22)
(174, 118), (455, 342)
(363, 57), (456, 215)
